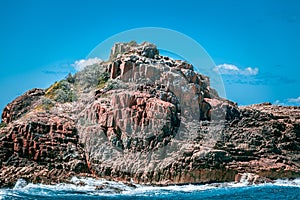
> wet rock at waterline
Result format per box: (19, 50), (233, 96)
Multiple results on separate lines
(0, 42), (299, 188)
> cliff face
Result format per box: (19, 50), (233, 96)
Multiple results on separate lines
(0, 42), (299, 187)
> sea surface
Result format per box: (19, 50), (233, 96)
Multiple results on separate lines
(0, 177), (299, 200)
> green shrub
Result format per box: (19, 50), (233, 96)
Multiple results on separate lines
(0, 122), (7, 128)
(42, 98), (55, 110)
(45, 80), (77, 103)
(106, 79), (121, 90)
(74, 63), (106, 90)
(98, 72), (110, 84)
(34, 98), (55, 111)
(66, 73), (75, 84)
(97, 72), (110, 89)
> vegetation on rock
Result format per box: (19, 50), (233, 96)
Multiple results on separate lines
(96, 71), (110, 89)
(74, 63), (106, 91)
(0, 122), (6, 128)
(34, 98), (55, 111)
(45, 80), (76, 103)
(0, 41), (299, 188)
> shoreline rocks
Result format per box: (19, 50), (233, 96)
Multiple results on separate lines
(0, 42), (299, 188)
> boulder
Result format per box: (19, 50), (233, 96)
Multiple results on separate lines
(0, 42), (299, 187)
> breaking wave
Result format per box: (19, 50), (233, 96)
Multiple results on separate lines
(0, 177), (299, 199)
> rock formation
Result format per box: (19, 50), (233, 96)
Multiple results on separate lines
(0, 42), (299, 188)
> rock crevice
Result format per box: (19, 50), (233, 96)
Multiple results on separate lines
(0, 42), (299, 187)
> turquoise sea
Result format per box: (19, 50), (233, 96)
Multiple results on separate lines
(1, 177), (299, 200)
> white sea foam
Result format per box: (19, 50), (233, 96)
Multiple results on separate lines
(272, 179), (300, 188)
(0, 190), (4, 200)
(1, 176), (299, 198)
(13, 179), (27, 190)
(121, 177), (300, 196)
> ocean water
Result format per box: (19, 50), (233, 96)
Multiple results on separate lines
(0, 177), (299, 200)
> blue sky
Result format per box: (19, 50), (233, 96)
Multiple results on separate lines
(0, 0), (300, 112)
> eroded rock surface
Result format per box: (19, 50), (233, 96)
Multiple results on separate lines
(0, 42), (299, 187)
(2, 89), (45, 124)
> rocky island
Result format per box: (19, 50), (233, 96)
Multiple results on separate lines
(0, 42), (299, 188)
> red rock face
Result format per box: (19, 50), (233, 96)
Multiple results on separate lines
(80, 90), (179, 149)
(0, 114), (89, 187)
(1, 89), (45, 124)
(0, 42), (299, 187)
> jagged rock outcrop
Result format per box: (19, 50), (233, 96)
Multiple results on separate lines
(0, 112), (89, 187)
(0, 42), (299, 187)
(2, 88), (45, 124)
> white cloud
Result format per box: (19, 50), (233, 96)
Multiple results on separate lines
(273, 100), (280, 105)
(273, 97), (300, 106)
(72, 57), (102, 71)
(288, 96), (300, 103)
(214, 64), (259, 76)
(273, 100), (286, 106)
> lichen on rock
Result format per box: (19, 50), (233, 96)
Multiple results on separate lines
(0, 41), (299, 187)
